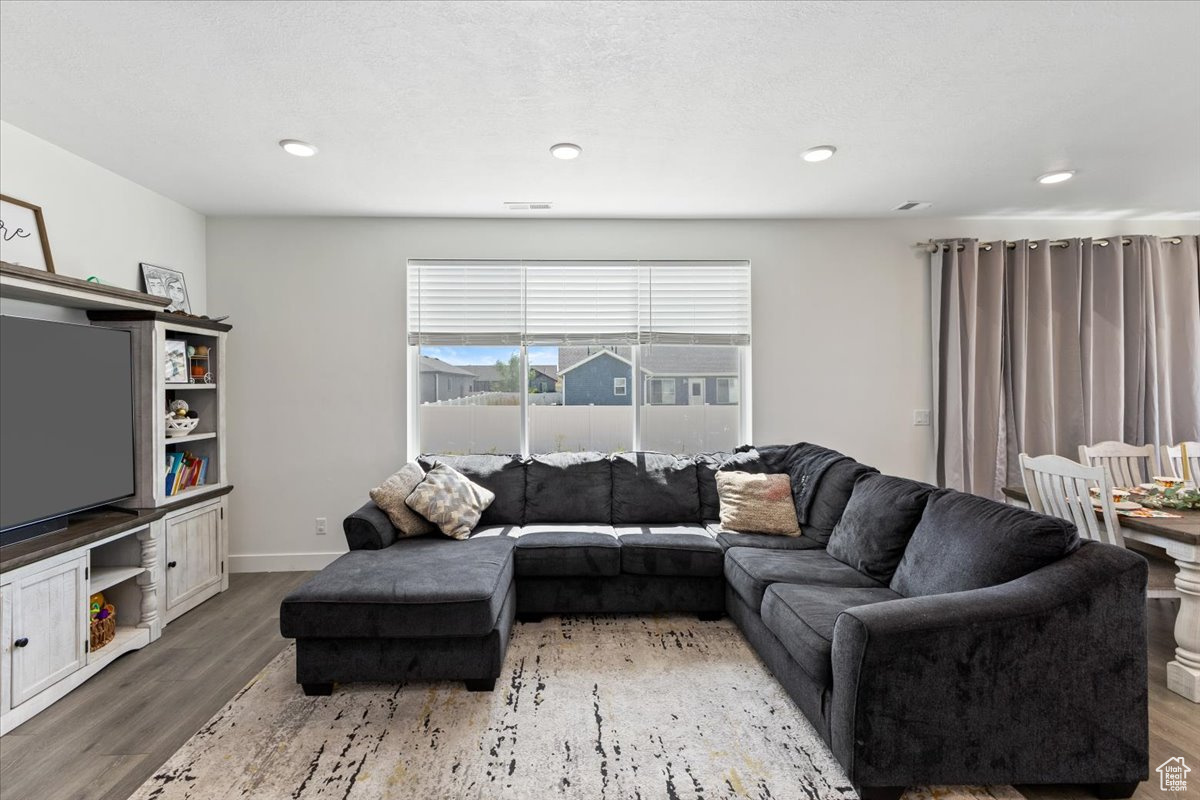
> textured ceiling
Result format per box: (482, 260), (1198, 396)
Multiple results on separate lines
(1, 0), (1198, 218)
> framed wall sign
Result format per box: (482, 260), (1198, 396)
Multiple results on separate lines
(0, 194), (55, 273)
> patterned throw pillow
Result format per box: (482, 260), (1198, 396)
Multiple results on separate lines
(715, 471), (801, 536)
(369, 462), (438, 537)
(405, 463), (496, 540)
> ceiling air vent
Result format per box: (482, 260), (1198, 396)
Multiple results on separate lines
(894, 201), (932, 211)
(504, 201), (553, 211)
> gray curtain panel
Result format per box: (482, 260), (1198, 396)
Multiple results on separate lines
(933, 235), (1200, 499)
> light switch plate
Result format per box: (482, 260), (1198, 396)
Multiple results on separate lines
(315, 517), (328, 535)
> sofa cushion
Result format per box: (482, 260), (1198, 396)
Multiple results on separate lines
(724, 547), (885, 610)
(716, 471), (801, 535)
(418, 454), (525, 526)
(278, 537), (515, 639)
(525, 452), (612, 523)
(693, 451), (734, 520)
(708, 523), (826, 551)
(826, 474), (936, 583)
(803, 458), (880, 544)
(890, 489), (1081, 597)
(369, 462), (438, 537)
(512, 524), (621, 577)
(405, 463), (495, 540)
(611, 452), (700, 524)
(615, 524), (723, 577)
(760, 584), (901, 685)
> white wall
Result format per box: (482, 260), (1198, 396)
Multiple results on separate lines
(0, 121), (206, 315)
(206, 216), (1198, 571)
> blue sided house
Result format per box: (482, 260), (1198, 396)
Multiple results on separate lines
(558, 346), (739, 406)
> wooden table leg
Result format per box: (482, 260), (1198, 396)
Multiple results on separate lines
(1165, 540), (1200, 703)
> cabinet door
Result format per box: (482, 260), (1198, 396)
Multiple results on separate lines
(9, 558), (87, 707)
(165, 501), (223, 612)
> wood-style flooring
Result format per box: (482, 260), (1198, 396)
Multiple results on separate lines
(0, 576), (1194, 800)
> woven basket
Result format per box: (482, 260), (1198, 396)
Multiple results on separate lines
(90, 604), (116, 651)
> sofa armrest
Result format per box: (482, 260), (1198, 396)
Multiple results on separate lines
(343, 502), (398, 550)
(830, 541), (1148, 788)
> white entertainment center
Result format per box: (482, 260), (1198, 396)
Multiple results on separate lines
(0, 262), (233, 735)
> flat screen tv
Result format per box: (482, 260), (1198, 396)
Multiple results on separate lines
(1, 315), (135, 544)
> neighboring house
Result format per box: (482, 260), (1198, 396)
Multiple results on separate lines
(461, 364), (560, 393)
(530, 365), (558, 393)
(558, 346), (738, 406)
(419, 357), (476, 403)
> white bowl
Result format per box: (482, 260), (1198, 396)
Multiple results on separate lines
(165, 416), (199, 437)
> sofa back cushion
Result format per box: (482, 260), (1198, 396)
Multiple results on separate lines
(752, 444), (879, 544)
(890, 489), (1080, 597)
(611, 452), (700, 523)
(525, 452), (612, 523)
(419, 454), (526, 526)
(826, 474), (935, 583)
(693, 452), (733, 520)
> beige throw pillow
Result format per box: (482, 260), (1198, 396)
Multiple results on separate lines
(370, 462), (438, 537)
(405, 463), (496, 540)
(715, 471), (801, 536)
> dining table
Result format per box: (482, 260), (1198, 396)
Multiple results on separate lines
(1003, 485), (1200, 703)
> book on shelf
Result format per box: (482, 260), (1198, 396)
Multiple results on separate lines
(164, 451), (210, 496)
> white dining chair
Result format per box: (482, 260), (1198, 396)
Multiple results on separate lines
(1161, 442), (1199, 485)
(1078, 441), (1158, 488)
(1020, 452), (1179, 599)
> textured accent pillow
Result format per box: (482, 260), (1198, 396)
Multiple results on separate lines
(715, 471), (801, 536)
(417, 454), (525, 526)
(405, 463), (496, 540)
(369, 462), (438, 537)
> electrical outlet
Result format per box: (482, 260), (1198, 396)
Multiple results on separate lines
(315, 517), (328, 535)
(913, 409), (931, 426)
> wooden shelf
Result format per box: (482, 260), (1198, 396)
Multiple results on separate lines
(166, 383), (216, 390)
(1, 262), (170, 312)
(166, 484), (222, 503)
(164, 432), (216, 445)
(90, 565), (147, 594)
(87, 626), (151, 668)
(87, 310), (232, 332)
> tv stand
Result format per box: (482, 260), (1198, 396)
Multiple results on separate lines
(0, 506), (167, 734)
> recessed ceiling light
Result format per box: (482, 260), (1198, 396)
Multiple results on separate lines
(279, 139), (318, 157)
(550, 143), (582, 160)
(801, 145), (837, 162)
(1036, 170), (1075, 185)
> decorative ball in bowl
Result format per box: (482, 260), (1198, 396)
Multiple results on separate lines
(165, 415), (199, 437)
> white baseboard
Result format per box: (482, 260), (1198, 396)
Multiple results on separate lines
(229, 551), (343, 572)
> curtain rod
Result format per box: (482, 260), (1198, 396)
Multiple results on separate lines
(913, 236), (1186, 253)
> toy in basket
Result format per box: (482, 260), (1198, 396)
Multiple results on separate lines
(89, 591), (117, 651)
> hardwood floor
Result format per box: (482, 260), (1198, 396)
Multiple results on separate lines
(0, 579), (1194, 800)
(0, 571), (311, 800)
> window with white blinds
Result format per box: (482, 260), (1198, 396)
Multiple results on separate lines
(407, 260), (524, 345)
(406, 260), (750, 345)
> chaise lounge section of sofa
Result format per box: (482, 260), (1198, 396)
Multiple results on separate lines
(279, 443), (1148, 798)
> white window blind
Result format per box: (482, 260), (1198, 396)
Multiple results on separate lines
(406, 260), (750, 345)
(641, 261), (751, 345)
(407, 260), (524, 345)
(525, 262), (641, 344)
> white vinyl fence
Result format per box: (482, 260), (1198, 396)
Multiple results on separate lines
(418, 404), (739, 455)
(425, 392), (562, 407)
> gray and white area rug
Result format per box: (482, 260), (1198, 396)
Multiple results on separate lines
(131, 615), (1020, 800)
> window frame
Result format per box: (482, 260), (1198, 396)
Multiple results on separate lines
(613, 377), (628, 397)
(407, 259), (752, 458)
(647, 377), (676, 405)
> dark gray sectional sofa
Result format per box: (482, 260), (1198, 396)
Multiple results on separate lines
(279, 444), (1149, 799)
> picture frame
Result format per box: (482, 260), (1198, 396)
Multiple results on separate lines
(141, 262), (191, 313)
(164, 339), (189, 384)
(0, 194), (55, 273)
